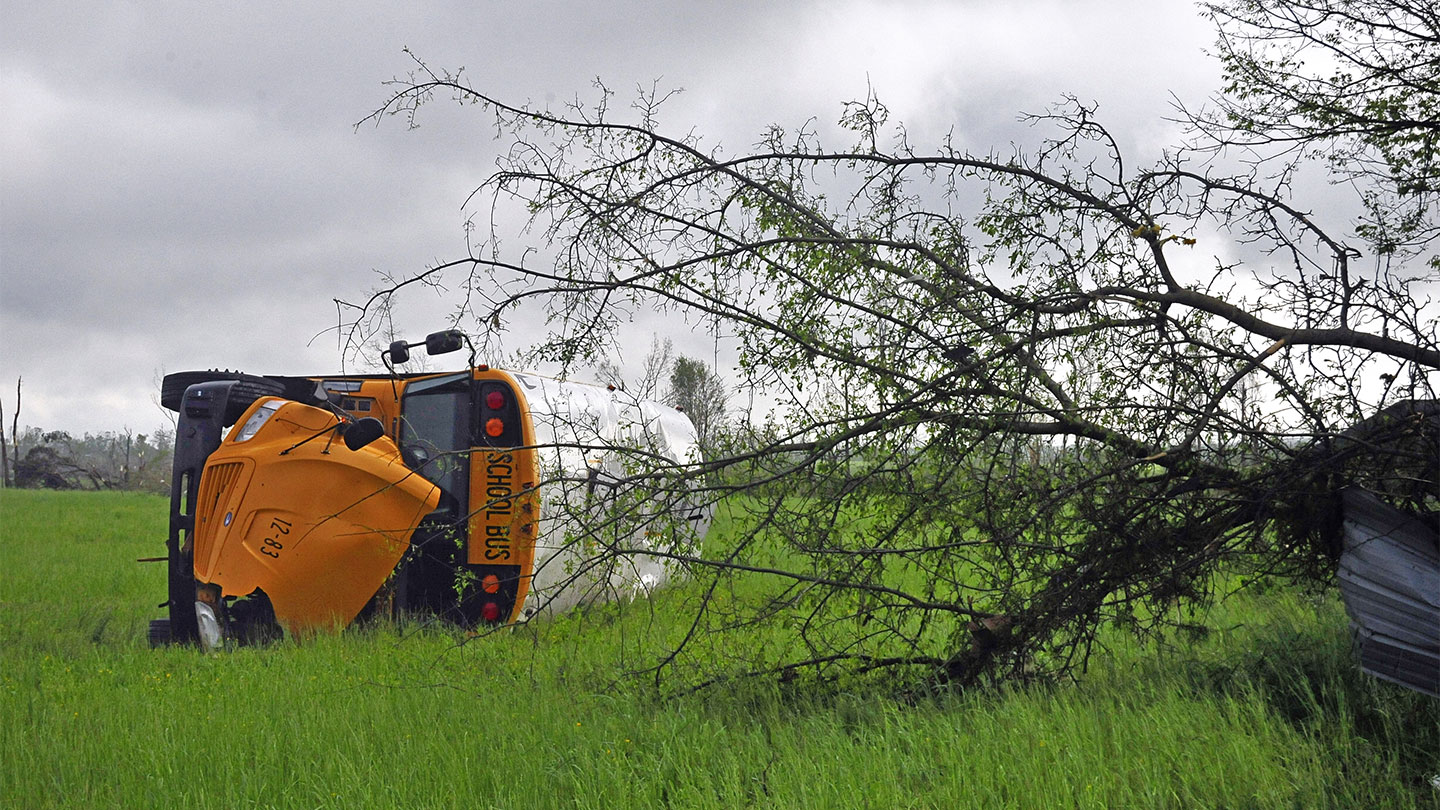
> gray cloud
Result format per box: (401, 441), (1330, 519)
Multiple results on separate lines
(1, 0), (1222, 435)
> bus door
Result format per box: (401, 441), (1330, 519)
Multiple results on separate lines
(395, 372), (473, 617)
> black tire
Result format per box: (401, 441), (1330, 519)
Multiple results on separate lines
(229, 590), (282, 646)
(161, 370), (286, 426)
(272, 375), (328, 406)
(148, 618), (172, 648)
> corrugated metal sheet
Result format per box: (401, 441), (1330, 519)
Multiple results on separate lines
(1338, 488), (1440, 697)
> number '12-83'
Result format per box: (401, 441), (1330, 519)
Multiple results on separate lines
(259, 518), (292, 558)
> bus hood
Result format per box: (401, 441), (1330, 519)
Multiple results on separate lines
(191, 398), (440, 633)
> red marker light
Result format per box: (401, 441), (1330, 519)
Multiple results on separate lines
(485, 417), (505, 438)
(486, 390), (506, 410)
(481, 601), (502, 622)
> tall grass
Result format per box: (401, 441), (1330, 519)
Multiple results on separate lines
(2, 489), (1436, 808)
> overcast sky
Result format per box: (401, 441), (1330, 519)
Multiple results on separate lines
(1, 1), (1222, 436)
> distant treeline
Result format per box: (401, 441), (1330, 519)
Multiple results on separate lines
(2, 427), (172, 493)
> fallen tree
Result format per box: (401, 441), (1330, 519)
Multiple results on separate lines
(345, 2), (1438, 689)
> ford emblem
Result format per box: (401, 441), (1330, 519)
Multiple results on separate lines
(223, 511), (233, 527)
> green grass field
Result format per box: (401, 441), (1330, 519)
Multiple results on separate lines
(1, 489), (1436, 809)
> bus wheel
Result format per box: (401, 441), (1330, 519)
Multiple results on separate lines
(148, 618), (172, 647)
(160, 370), (286, 426)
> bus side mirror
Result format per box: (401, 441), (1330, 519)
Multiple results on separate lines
(425, 330), (465, 356)
(401, 445), (431, 470)
(387, 340), (411, 365)
(342, 418), (387, 451)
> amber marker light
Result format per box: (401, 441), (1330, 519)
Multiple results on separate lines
(481, 574), (501, 594)
(486, 417), (505, 438)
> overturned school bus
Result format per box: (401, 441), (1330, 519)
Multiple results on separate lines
(151, 330), (710, 648)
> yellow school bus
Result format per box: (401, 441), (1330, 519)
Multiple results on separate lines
(152, 330), (708, 648)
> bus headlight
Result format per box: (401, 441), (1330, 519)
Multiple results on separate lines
(234, 400), (283, 443)
(195, 601), (223, 650)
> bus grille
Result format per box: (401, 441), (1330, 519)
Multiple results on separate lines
(194, 461), (245, 570)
